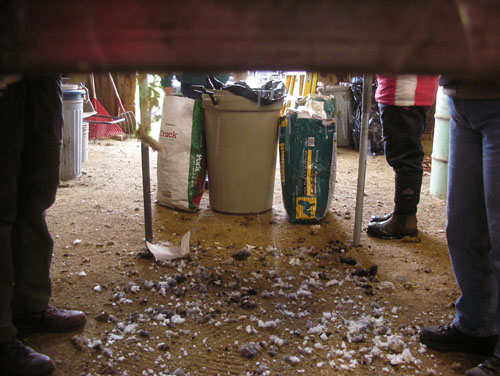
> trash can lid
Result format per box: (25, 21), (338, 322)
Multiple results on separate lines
(62, 88), (85, 100)
(62, 84), (79, 90)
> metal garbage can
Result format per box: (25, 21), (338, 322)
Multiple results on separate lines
(321, 85), (352, 147)
(60, 84), (85, 180)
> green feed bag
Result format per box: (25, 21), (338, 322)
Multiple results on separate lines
(279, 97), (337, 223)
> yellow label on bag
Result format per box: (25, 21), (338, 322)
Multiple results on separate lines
(296, 197), (317, 219)
(279, 116), (287, 128)
(306, 149), (312, 196)
(279, 143), (285, 183)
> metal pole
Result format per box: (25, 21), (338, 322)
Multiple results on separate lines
(139, 73), (153, 243)
(353, 74), (373, 247)
(141, 143), (153, 243)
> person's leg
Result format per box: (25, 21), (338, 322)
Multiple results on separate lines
(419, 97), (500, 357)
(383, 104), (426, 170)
(477, 100), (500, 350)
(383, 104), (426, 212)
(9, 77), (86, 336)
(367, 104), (426, 238)
(369, 103), (398, 222)
(0, 78), (57, 376)
(10, 76), (63, 314)
(448, 98), (500, 376)
(447, 98), (500, 337)
(0, 80), (26, 344)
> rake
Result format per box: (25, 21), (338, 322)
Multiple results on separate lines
(86, 73), (126, 139)
(108, 72), (137, 134)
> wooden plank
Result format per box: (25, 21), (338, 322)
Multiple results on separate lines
(1, 0), (500, 75)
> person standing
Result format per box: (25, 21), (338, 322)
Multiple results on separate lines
(419, 76), (500, 376)
(0, 75), (86, 376)
(367, 74), (439, 239)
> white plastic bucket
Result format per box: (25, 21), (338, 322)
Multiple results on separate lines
(60, 86), (85, 180)
(430, 86), (450, 199)
(82, 121), (89, 163)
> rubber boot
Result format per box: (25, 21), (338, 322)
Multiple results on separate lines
(369, 212), (392, 223)
(367, 174), (421, 239)
(367, 212), (418, 239)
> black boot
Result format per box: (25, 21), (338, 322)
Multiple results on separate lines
(419, 322), (497, 355)
(367, 174), (421, 239)
(367, 212), (418, 239)
(369, 212), (392, 223)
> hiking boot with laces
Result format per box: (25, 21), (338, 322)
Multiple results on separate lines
(466, 356), (500, 376)
(419, 322), (497, 355)
(13, 305), (86, 335)
(0, 337), (54, 376)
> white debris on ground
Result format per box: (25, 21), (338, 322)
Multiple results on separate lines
(72, 240), (440, 375)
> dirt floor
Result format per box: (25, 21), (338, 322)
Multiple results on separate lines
(22, 139), (485, 376)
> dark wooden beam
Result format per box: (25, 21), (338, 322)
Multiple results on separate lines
(1, 0), (499, 75)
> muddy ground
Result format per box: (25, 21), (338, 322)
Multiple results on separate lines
(22, 139), (484, 376)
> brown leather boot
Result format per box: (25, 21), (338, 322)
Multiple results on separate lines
(13, 305), (86, 335)
(367, 212), (418, 239)
(0, 338), (55, 376)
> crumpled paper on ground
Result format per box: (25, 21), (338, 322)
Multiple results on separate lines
(146, 231), (190, 261)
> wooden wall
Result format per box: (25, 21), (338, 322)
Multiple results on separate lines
(69, 72), (136, 133)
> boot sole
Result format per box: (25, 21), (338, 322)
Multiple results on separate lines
(420, 333), (496, 355)
(366, 230), (418, 240)
(422, 341), (494, 356)
(15, 318), (86, 336)
(9, 358), (55, 376)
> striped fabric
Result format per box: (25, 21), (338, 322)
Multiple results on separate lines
(375, 75), (439, 106)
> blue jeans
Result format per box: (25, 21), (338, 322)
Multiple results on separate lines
(447, 97), (500, 353)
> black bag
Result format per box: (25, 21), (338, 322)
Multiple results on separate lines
(206, 76), (286, 105)
(350, 77), (383, 155)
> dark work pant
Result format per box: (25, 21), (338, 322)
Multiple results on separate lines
(0, 76), (63, 344)
(379, 103), (428, 176)
(379, 104), (428, 214)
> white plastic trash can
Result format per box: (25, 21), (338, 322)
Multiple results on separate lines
(202, 90), (283, 214)
(430, 86), (450, 199)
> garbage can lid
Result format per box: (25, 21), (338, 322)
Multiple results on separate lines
(62, 84), (79, 90)
(62, 87), (85, 100)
